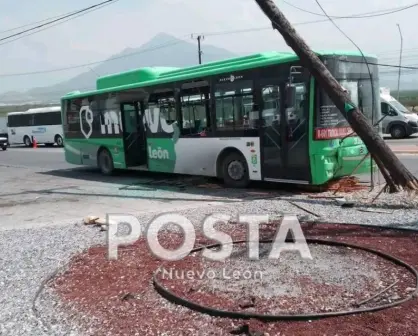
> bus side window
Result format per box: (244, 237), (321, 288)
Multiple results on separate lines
(66, 99), (82, 133)
(146, 90), (177, 131)
(214, 80), (254, 131)
(261, 85), (280, 126)
(180, 86), (210, 137)
(160, 98), (176, 123)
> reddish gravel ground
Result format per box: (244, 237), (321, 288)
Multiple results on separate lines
(155, 242), (415, 316)
(49, 223), (418, 336)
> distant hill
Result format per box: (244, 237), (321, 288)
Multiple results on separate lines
(0, 33), (237, 104)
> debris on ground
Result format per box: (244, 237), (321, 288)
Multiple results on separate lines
(325, 176), (369, 193)
(82, 216), (113, 231)
(83, 216), (99, 225)
(334, 197), (355, 208)
(288, 201), (320, 217)
(357, 208), (394, 214)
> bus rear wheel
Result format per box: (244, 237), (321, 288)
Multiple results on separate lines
(221, 152), (249, 188)
(97, 148), (114, 175)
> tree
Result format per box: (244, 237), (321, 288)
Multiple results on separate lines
(254, 0), (418, 192)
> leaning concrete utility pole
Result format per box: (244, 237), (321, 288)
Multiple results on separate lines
(254, 0), (418, 191)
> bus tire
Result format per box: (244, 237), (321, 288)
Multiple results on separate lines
(390, 124), (406, 139)
(97, 148), (114, 175)
(1, 145), (6, 151)
(55, 135), (64, 147)
(24, 136), (32, 147)
(221, 152), (249, 188)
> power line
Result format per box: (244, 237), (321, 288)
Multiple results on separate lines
(4, 63), (418, 101)
(200, 5), (418, 37)
(3, 61), (418, 97)
(342, 60), (418, 70)
(0, 38), (188, 77)
(380, 53), (418, 61)
(0, 2), (107, 35)
(0, 2), (118, 48)
(1, 28), (418, 78)
(313, 0), (375, 155)
(283, 1), (418, 19)
(0, 0), (120, 44)
(0, 4), (118, 48)
(1, 4), (418, 78)
(195, 20), (418, 62)
(375, 46), (418, 56)
(312, 0), (374, 79)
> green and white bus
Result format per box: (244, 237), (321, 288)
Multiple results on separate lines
(61, 50), (379, 187)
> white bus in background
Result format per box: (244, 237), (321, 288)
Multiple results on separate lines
(7, 106), (64, 147)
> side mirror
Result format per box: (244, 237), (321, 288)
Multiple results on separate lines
(285, 85), (296, 107)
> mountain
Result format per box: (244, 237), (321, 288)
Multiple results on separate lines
(0, 33), (237, 104)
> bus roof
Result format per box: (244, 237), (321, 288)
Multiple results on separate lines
(62, 50), (377, 101)
(7, 106), (61, 116)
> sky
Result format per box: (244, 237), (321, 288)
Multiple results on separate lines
(1, 0), (418, 93)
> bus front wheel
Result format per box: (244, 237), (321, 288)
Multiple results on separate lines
(97, 148), (114, 175)
(221, 152), (250, 188)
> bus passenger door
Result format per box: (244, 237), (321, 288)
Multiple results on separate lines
(260, 79), (311, 183)
(281, 79), (311, 182)
(120, 102), (146, 167)
(260, 83), (286, 181)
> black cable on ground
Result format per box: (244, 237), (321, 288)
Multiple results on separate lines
(153, 237), (418, 321)
(32, 260), (72, 331)
(303, 220), (418, 232)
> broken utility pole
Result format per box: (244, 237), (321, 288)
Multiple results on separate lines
(254, 0), (418, 192)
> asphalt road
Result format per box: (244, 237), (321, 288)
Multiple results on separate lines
(1, 144), (418, 177)
(0, 146), (73, 170)
(384, 133), (418, 145)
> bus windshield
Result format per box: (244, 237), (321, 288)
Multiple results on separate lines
(315, 57), (380, 139)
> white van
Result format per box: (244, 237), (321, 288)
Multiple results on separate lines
(7, 106), (64, 146)
(380, 87), (418, 139)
